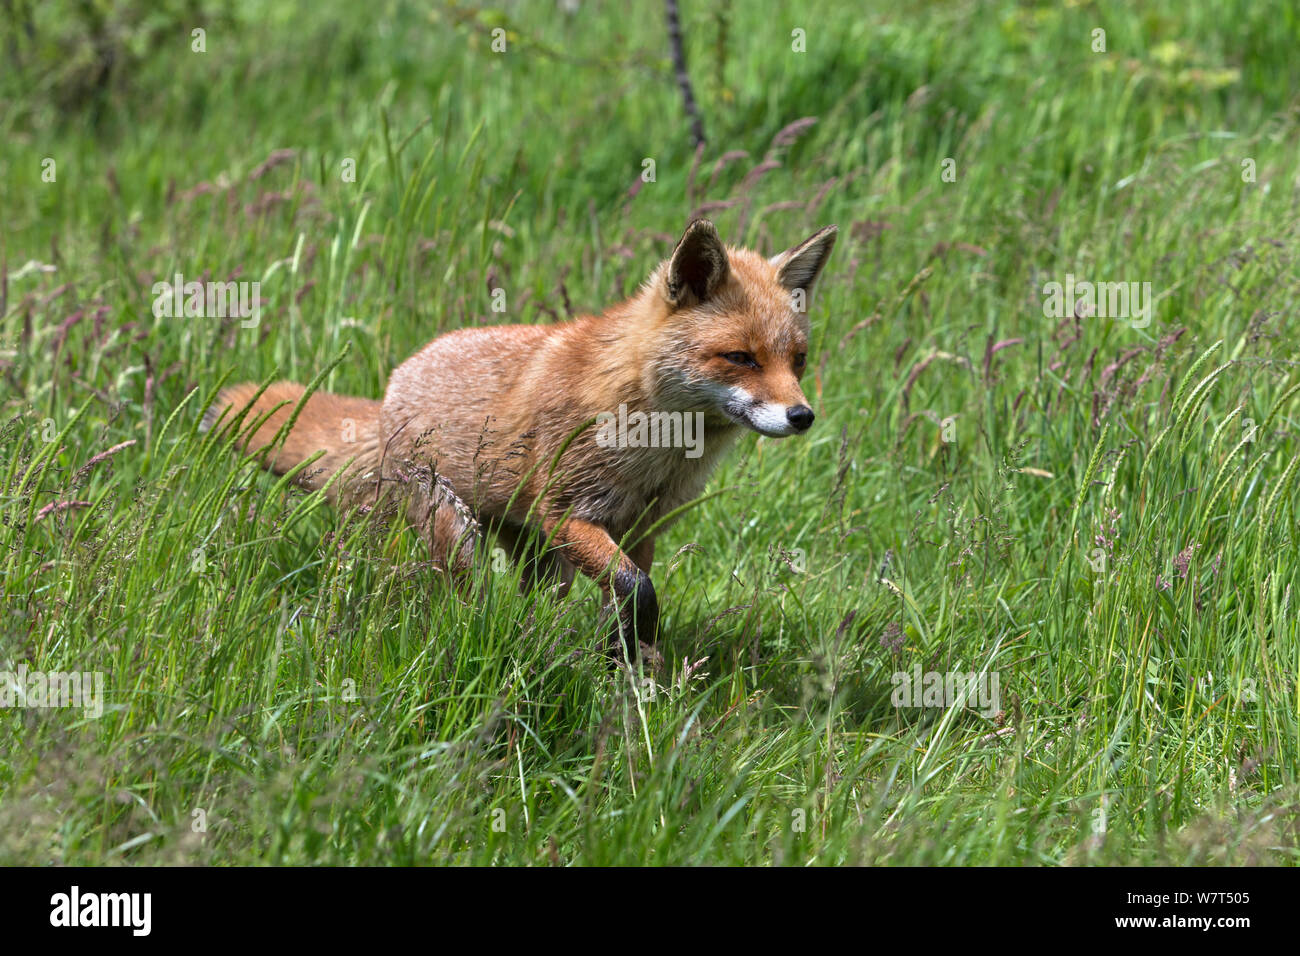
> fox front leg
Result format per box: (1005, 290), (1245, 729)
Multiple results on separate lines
(543, 517), (658, 660)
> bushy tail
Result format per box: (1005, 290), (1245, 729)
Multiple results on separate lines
(203, 380), (479, 574)
(202, 381), (382, 503)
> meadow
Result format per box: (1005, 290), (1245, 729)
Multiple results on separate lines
(1, 0), (1298, 865)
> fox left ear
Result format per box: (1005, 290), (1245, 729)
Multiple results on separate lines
(771, 225), (838, 301)
(665, 219), (730, 308)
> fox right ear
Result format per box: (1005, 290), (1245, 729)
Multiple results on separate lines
(665, 219), (730, 308)
(771, 225), (837, 299)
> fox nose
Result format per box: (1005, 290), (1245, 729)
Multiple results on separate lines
(787, 405), (815, 431)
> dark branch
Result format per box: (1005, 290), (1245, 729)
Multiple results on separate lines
(664, 0), (706, 148)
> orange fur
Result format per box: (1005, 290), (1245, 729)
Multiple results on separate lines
(206, 220), (837, 657)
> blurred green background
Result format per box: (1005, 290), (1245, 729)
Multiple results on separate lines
(1, 1), (1299, 865)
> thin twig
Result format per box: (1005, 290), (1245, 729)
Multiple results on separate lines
(665, 0), (706, 148)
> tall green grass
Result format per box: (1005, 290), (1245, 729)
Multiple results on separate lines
(1, 0), (1298, 864)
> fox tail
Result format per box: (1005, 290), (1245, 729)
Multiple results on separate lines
(201, 381), (382, 504)
(202, 382), (479, 573)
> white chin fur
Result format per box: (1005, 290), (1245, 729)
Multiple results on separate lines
(743, 402), (799, 437)
(719, 387), (798, 437)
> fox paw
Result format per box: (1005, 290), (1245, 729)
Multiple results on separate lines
(599, 566), (659, 662)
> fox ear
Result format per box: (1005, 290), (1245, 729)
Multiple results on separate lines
(771, 225), (837, 300)
(665, 219), (730, 308)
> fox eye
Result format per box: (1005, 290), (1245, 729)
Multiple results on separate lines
(793, 352), (807, 370)
(721, 351), (758, 368)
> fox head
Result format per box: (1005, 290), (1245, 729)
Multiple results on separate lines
(644, 219), (837, 437)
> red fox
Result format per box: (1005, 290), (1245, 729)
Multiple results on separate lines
(204, 219), (836, 658)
